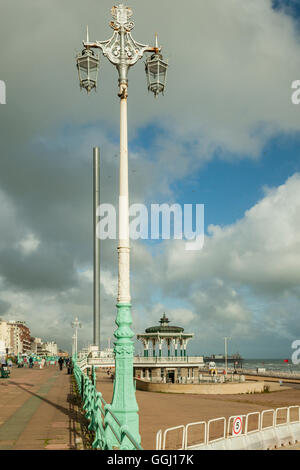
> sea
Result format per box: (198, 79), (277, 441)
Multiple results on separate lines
(238, 359), (300, 373)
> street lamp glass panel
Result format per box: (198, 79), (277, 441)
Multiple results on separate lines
(145, 53), (168, 97)
(76, 48), (100, 93)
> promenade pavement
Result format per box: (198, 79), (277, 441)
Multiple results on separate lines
(1, 365), (300, 450)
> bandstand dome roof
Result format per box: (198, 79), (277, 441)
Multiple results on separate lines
(145, 313), (184, 334)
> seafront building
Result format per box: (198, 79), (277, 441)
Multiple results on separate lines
(30, 337), (43, 355)
(0, 318), (58, 357)
(31, 338), (58, 356)
(0, 319), (31, 355)
(43, 341), (58, 356)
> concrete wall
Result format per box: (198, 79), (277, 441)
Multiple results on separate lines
(136, 378), (267, 395)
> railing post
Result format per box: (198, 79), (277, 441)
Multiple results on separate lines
(107, 304), (141, 449)
(81, 374), (84, 399)
(92, 392), (106, 449)
(104, 404), (117, 450)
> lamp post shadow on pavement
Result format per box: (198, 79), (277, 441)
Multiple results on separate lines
(75, 3), (168, 449)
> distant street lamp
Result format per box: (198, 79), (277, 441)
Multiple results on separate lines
(224, 337), (231, 375)
(76, 3), (168, 448)
(71, 317), (82, 357)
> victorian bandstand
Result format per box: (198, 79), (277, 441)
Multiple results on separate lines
(135, 314), (204, 383)
(137, 313), (194, 357)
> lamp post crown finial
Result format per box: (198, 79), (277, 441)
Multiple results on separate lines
(111, 4), (133, 30)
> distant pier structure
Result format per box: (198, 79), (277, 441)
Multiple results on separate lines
(204, 353), (243, 368)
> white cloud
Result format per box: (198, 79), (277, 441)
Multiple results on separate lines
(167, 308), (196, 326)
(101, 270), (118, 298)
(165, 173), (300, 293)
(1, 174), (299, 356)
(124, 173), (300, 355)
(1, 0), (300, 163)
(1, 0), (300, 356)
(16, 233), (40, 256)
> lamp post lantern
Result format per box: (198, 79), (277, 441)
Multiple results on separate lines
(76, 28), (100, 94)
(145, 34), (168, 97)
(76, 3), (168, 448)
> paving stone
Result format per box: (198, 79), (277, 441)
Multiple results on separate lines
(0, 366), (83, 450)
(45, 443), (72, 450)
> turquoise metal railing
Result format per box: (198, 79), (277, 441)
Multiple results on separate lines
(72, 357), (142, 450)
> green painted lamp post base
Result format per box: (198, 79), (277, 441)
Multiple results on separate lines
(105, 303), (141, 449)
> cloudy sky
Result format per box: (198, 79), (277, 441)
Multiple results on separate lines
(0, 0), (300, 358)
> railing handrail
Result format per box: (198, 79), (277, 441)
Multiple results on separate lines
(185, 421), (206, 449)
(207, 417), (226, 443)
(121, 427), (143, 450)
(157, 404), (300, 449)
(162, 425), (185, 450)
(86, 355), (204, 362)
(261, 408), (275, 430)
(245, 412), (260, 435)
(72, 356), (142, 450)
(275, 406), (289, 427)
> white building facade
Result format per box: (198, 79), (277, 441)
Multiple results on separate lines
(42, 341), (58, 356)
(0, 319), (24, 355)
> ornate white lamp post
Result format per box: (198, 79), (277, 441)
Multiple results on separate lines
(76, 3), (168, 448)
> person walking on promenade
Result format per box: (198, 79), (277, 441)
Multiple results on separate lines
(40, 358), (45, 369)
(1, 355), (6, 368)
(67, 359), (73, 375)
(58, 357), (64, 371)
(29, 356), (33, 369)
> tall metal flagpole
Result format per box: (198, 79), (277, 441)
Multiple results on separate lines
(93, 147), (100, 350)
